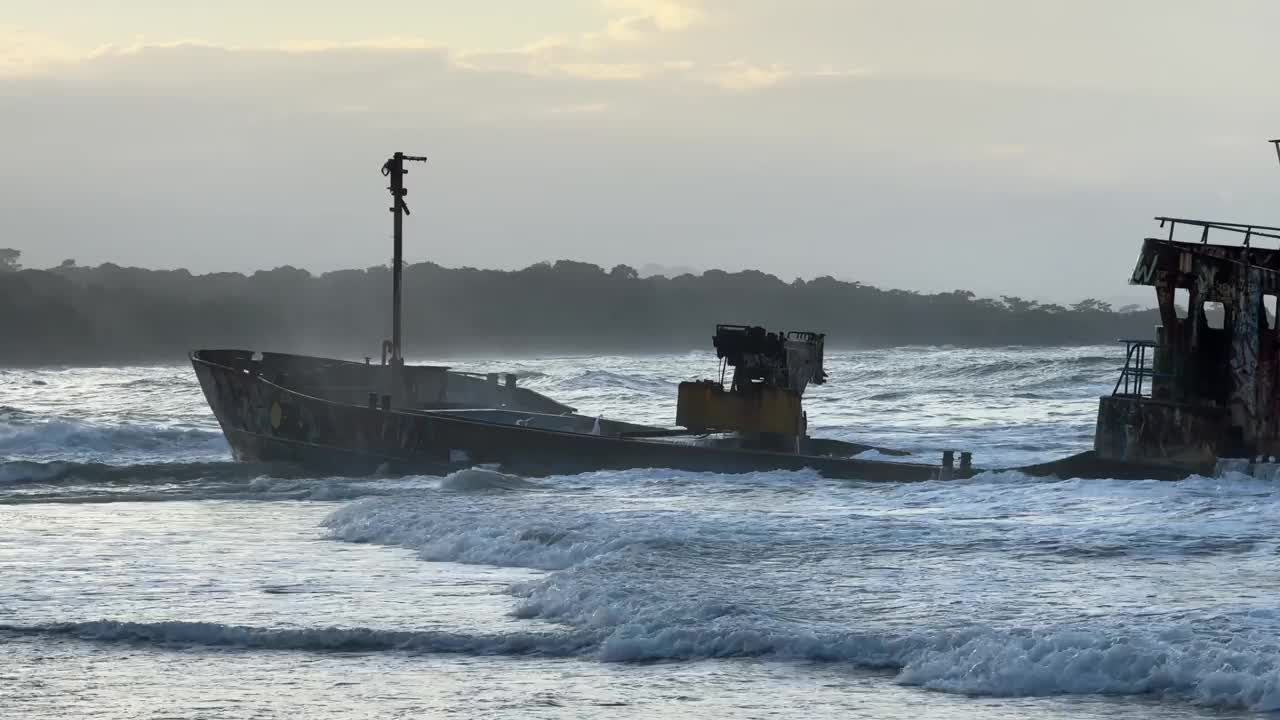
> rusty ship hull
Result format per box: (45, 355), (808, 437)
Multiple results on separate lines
(192, 349), (1199, 482)
(192, 349), (974, 482)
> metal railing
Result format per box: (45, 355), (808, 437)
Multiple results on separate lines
(1112, 339), (1169, 398)
(1156, 216), (1280, 248)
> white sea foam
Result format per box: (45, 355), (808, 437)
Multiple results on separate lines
(318, 477), (1280, 711)
(10, 351), (1280, 716)
(438, 467), (542, 492)
(325, 496), (644, 571)
(244, 476), (402, 502)
(10, 616), (1280, 711)
(895, 625), (1280, 711)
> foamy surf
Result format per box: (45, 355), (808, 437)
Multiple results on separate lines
(6, 350), (1278, 718)
(438, 467), (543, 492)
(6, 617), (1280, 711)
(315, 471), (1280, 712)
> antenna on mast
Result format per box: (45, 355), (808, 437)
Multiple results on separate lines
(381, 151), (428, 404)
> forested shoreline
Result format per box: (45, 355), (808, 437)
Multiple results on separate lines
(0, 249), (1156, 366)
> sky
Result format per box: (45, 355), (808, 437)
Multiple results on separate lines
(3, 1), (1279, 303)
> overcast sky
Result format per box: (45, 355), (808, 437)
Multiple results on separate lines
(3, 1), (1279, 302)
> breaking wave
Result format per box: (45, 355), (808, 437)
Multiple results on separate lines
(0, 620), (595, 656)
(7, 618), (1280, 710)
(0, 413), (226, 459)
(438, 467), (544, 492)
(8, 349), (1277, 713)
(313, 478), (1280, 711)
(0, 461), (544, 503)
(325, 496), (628, 571)
(0, 459), (275, 486)
(920, 354), (1113, 379)
(0, 460), (430, 504)
(559, 370), (672, 395)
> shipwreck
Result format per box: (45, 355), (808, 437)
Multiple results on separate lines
(192, 146), (1280, 481)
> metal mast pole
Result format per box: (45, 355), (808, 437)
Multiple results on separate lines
(381, 151), (427, 402)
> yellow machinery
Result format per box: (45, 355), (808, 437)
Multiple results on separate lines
(676, 325), (826, 438)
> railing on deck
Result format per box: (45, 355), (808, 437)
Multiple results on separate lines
(1156, 216), (1280, 248)
(1112, 339), (1169, 398)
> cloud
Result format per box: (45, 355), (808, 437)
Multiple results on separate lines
(556, 62), (663, 80)
(2, 1), (1279, 304)
(3, 34), (1276, 304)
(86, 38), (226, 59)
(275, 37), (439, 52)
(542, 101), (610, 115)
(604, 14), (665, 43)
(3, 1), (854, 98)
(0, 25), (80, 75)
(709, 61), (788, 91)
(456, 0), (713, 83)
(603, 0), (706, 34)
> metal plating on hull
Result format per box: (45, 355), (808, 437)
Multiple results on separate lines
(192, 349), (962, 481)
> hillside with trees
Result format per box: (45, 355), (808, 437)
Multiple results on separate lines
(0, 249), (1157, 365)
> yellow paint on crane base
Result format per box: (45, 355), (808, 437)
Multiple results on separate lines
(676, 381), (802, 435)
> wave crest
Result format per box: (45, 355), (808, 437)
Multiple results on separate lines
(438, 467), (542, 492)
(0, 413), (226, 460)
(0, 459), (266, 486)
(8, 617), (1280, 711)
(0, 620), (595, 656)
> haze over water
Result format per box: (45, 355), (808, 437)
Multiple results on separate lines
(3, 347), (1279, 718)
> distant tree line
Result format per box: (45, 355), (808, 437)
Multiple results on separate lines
(0, 248), (1160, 366)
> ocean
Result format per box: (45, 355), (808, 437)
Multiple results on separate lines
(2, 346), (1278, 718)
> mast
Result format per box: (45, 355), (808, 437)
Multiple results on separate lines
(381, 151), (427, 400)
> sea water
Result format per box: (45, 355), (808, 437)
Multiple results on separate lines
(2, 347), (1278, 719)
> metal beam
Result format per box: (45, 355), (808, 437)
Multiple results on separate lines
(381, 151), (428, 402)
